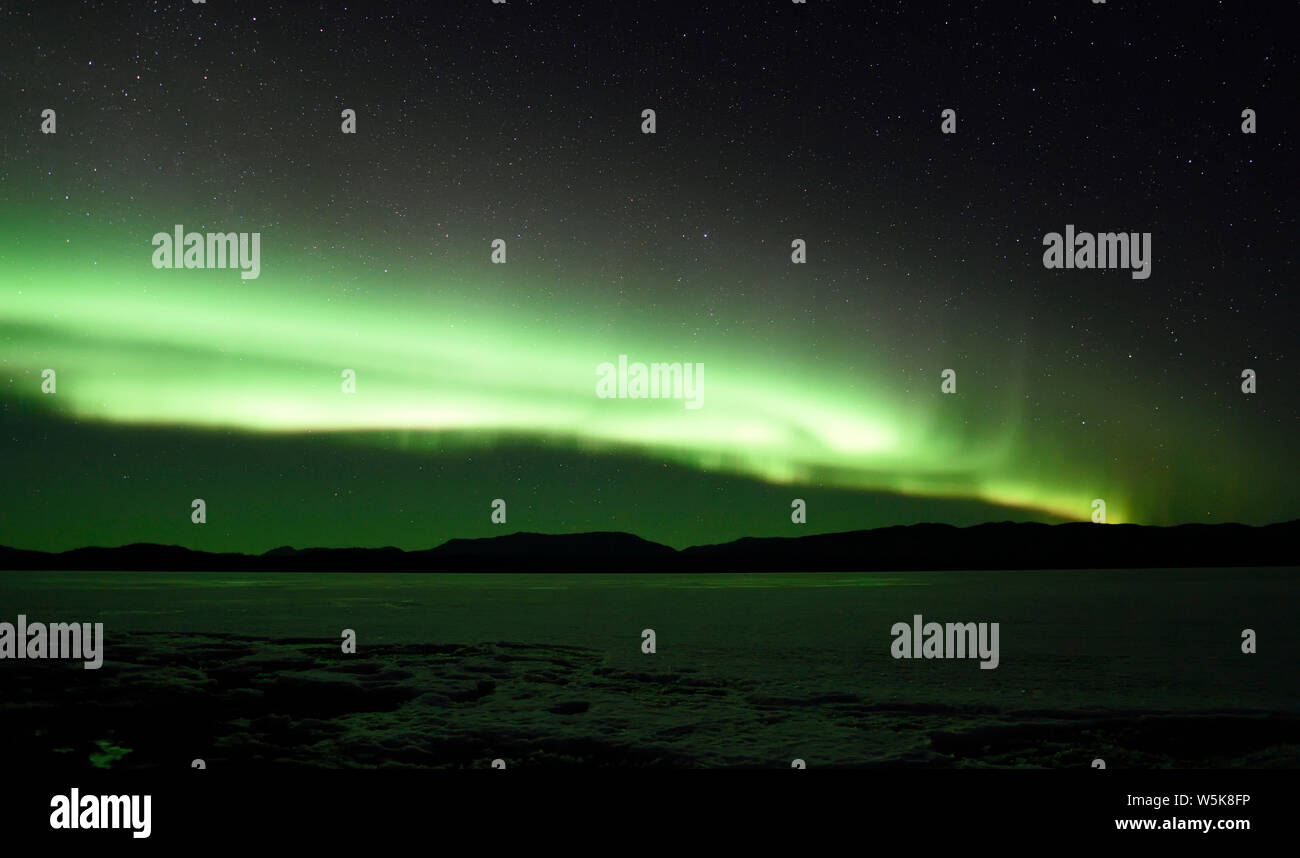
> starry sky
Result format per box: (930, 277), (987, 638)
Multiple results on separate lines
(0, 1), (1294, 552)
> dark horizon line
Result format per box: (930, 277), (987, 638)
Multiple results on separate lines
(5, 517), (1300, 557)
(1, 519), (1297, 573)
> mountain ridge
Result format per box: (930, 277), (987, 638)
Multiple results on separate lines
(0, 520), (1295, 572)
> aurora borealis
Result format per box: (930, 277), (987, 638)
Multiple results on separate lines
(1, 1), (1295, 552)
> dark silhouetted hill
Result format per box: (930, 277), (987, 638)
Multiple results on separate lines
(678, 521), (1298, 571)
(0, 521), (1295, 572)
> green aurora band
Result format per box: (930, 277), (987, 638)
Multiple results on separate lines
(1, 226), (1134, 526)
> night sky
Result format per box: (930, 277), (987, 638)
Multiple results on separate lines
(1, 1), (1294, 552)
